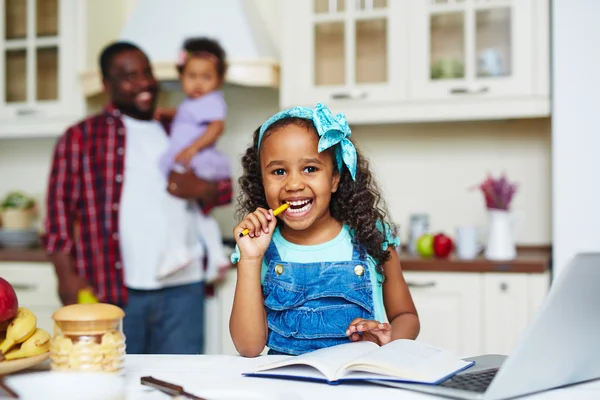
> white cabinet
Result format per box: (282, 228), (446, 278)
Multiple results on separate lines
(408, 0), (543, 100)
(281, 0), (407, 108)
(0, 262), (61, 334)
(404, 271), (550, 357)
(280, 0), (550, 124)
(0, 0), (85, 138)
(482, 272), (550, 355)
(405, 272), (482, 357)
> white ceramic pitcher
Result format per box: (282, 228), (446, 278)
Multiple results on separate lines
(484, 210), (521, 261)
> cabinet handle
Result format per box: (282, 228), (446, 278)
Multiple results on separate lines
(331, 91), (367, 100)
(16, 108), (37, 116)
(449, 87), (489, 95)
(11, 283), (37, 291)
(500, 282), (508, 292)
(406, 281), (436, 288)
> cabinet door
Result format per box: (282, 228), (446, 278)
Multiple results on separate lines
(404, 272), (482, 357)
(281, 0), (407, 108)
(408, 0), (534, 100)
(482, 273), (529, 355)
(0, 0), (78, 120)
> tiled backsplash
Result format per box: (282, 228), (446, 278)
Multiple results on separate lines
(0, 87), (551, 244)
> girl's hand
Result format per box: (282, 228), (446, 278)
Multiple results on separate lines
(175, 146), (198, 166)
(233, 208), (277, 261)
(346, 318), (392, 346)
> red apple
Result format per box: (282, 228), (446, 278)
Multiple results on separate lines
(0, 277), (18, 323)
(433, 233), (454, 258)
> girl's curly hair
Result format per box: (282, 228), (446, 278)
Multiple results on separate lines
(236, 118), (396, 276)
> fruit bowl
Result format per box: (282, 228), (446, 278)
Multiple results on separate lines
(0, 352), (49, 375)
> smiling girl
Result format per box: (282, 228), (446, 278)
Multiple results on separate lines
(229, 103), (420, 357)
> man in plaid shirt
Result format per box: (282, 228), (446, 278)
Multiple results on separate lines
(42, 42), (232, 354)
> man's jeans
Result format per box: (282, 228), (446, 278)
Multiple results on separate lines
(123, 282), (205, 354)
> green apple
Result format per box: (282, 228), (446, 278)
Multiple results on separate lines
(416, 234), (434, 257)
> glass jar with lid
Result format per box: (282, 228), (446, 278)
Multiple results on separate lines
(50, 303), (126, 373)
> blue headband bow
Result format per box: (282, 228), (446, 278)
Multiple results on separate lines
(258, 103), (357, 180)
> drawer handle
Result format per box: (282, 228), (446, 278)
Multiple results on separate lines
(449, 87), (489, 95)
(406, 281), (436, 288)
(331, 91), (367, 100)
(16, 108), (38, 116)
(11, 283), (38, 291)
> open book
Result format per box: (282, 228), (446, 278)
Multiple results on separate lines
(243, 339), (474, 385)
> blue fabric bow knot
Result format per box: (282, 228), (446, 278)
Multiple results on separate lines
(258, 103), (357, 180)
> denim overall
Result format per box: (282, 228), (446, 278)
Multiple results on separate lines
(262, 239), (376, 356)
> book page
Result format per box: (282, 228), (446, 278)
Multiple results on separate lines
(251, 341), (378, 382)
(341, 339), (473, 384)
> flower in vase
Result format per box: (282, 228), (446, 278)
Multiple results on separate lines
(475, 174), (518, 211)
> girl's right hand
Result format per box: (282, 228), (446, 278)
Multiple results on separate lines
(233, 207), (277, 261)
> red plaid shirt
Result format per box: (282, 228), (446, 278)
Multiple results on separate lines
(42, 105), (232, 306)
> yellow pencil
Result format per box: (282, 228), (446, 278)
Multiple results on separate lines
(238, 203), (290, 237)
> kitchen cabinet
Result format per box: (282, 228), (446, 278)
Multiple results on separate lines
(405, 270), (550, 357)
(482, 272), (550, 355)
(280, 0), (550, 124)
(280, 0), (407, 108)
(0, 0), (86, 138)
(404, 272), (482, 357)
(0, 262), (61, 334)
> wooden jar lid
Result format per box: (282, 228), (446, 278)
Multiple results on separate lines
(52, 304), (125, 335)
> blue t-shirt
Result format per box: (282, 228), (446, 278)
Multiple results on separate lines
(231, 223), (400, 322)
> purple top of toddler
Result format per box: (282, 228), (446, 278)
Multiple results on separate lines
(169, 90), (227, 152)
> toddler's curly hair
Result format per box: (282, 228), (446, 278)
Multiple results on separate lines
(236, 117), (396, 276)
(178, 36), (227, 79)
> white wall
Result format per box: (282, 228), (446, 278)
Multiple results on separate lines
(353, 119), (551, 245)
(552, 0), (600, 276)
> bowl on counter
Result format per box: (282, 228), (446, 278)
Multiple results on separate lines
(0, 228), (40, 248)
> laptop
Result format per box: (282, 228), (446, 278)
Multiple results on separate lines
(375, 253), (600, 400)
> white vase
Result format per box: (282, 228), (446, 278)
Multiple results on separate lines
(484, 210), (516, 261)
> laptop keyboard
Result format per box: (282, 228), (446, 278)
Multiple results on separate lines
(439, 369), (499, 393)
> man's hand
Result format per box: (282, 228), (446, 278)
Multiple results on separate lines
(58, 272), (93, 305)
(167, 169), (218, 204)
(154, 107), (177, 121)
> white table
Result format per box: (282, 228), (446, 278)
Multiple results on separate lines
(4, 355), (600, 399)
(121, 355), (600, 399)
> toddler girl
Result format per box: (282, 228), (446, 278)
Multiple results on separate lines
(157, 37), (231, 282)
(230, 103), (420, 357)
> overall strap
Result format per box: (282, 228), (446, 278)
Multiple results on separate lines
(263, 239), (282, 264)
(351, 238), (368, 261)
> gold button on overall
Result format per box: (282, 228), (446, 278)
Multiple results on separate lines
(354, 265), (365, 276)
(275, 264), (284, 275)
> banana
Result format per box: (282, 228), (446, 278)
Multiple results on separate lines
(0, 307), (37, 360)
(3, 328), (51, 361)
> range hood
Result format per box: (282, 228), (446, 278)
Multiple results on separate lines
(81, 0), (280, 97)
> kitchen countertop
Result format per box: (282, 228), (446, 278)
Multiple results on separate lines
(399, 246), (551, 274)
(0, 247), (48, 262)
(0, 245), (551, 274)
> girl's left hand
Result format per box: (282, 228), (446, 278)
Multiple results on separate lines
(175, 146), (198, 166)
(346, 318), (392, 346)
